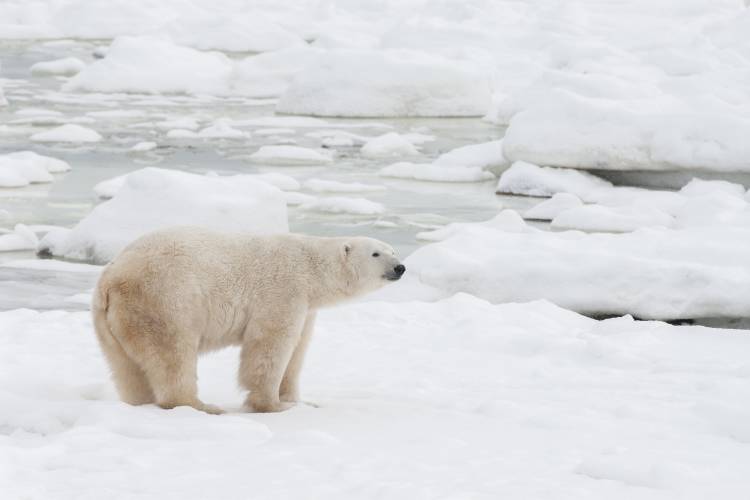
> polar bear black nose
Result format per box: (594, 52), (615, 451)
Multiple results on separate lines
(394, 264), (406, 276)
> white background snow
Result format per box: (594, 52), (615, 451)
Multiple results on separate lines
(2, 0), (750, 498)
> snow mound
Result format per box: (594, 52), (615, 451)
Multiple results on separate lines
(496, 161), (612, 197)
(360, 133), (420, 157)
(276, 49), (491, 117)
(304, 179), (384, 193)
(0, 151), (70, 188)
(248, 145), (332, 165)
(434, 140), (509, 174)
(197, 121), (247, 139)
(31, 124), (102, 143)
(0, 224), (38, 252)
(402, 210), (750, 319)
(93, 174), (128, 199)
(43, 168), (288, 264)
(65, 36), (233, 95)
(231, 46), (321, 98)
(524, 193), (583, 221)
(551, 205), (675, 232)
(679, 178), (746, 199)
(3, 294), (750, 498)
(300, 197), (385, 215)
(30, 57), (85, 76)
(164, 12), (303, 53)
(380, 162), (494, 183)
(503, 93), (750, 172)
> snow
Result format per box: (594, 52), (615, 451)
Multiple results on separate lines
(300, 197), (385, 216)
(30, 124), (102, 143)
(232, 46), (321, 98)
(496, 161), (613, 198)
(679, 178), (746, 199)
(4, 1), (750, 497)
(163, 12), (303, 53)
(434, 139), (509, 174)
(303, 179), (384, 193)
(524, 193), (583, 221)
(276, 49), (491, 117)
(30, 57), (85, 76)
(248, 145), (332, 165)
(65, 36), (233, 95)
(380, 162), (495, 183)
(93, 174), (128, 199)
(399, 210), (750, 320)
(502, 93), (750, 172)
(360, 133), (420, 158)
(0, 151), (70, 188)
(43, 167), (288, 264)
(130, 141), (157, 152)
(197, 121), (247, 139)
(0, 224), (38, 252)
(551, 204), (675, 233)
(165, 129), (197, 139)
(2, 294), (750, 499)
(94, 171), (300, 200)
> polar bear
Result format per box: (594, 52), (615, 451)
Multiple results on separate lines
(92, 227), (405, 414)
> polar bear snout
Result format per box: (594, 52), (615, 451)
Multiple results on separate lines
(385, 263), (406, 281)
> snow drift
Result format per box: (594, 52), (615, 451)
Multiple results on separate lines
(40, 168), (288, 264)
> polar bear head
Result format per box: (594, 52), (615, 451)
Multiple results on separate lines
(342, 236), (405, 295)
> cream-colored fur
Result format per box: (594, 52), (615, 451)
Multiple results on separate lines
(92, 226), (404, 414)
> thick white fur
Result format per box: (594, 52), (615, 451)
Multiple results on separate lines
(92, 226), (402, 413)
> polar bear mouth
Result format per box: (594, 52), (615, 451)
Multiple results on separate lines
(384, 274), (402, 281)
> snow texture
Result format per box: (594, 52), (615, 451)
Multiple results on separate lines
(1, 295), (749, 499)
(0, 151), (70, 188)
(402, 210), (750, 319)
(30, 124), (102, 143)
(42, 167), (288, 264)
(380, 162), (495, 183)
(248, 145), (332, 165)
(276, 49), (491, 117)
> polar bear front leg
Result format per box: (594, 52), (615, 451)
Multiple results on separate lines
(239, 317), (304, 413)
(280, 311), (316, 403)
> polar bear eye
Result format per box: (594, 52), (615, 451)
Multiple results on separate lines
(372, 252), (380, 257)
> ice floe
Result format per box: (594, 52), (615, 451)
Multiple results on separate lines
(41, 167), (288, 263)
(0, 151), (70, 188)
(30, 124), (102, 143)
(276, 49), (491, 117)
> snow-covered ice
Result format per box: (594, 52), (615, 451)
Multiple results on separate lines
(30, 124), (102, 143)
(248, 145), (332, 165)
(0, 224), (38, 252)
(304, 179), (384, 193)
(30, 57), (85, 76)
(380, 162), (495, 183)
(42, 168), (288, 264)
(496, 161), (612, 198)
(551, 204), (675, 233)
(277, 49), (491, 117)
(360, 132), (420, 158)
(0, 151), (70, 188)
(524, 193), (583, 221)
(434, 139), (509, 174)
(2, 294), (750, 499)
(400, 210), (750, 320)
(130, 141), (157, 152)
(65, 36), (233, 95)
(300, 197), (385, 216)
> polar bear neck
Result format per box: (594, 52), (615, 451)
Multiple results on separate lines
(295, 236), (360, 309)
